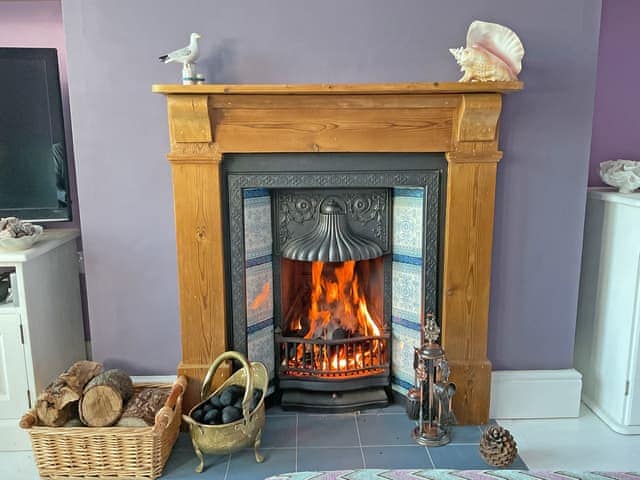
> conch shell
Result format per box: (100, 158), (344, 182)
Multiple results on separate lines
(450, 20), (524, 82)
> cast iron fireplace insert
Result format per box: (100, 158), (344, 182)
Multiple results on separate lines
(223, 153), (445, 412)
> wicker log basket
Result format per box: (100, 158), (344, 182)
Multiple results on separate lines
(182, 351), (268, 473)
(20, 376), (187, 480)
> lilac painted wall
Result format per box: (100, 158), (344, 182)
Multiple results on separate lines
(588, 0), (640, 186)
(61, 0), (601, 374)
(0, 0), (80, 228)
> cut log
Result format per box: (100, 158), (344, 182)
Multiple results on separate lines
(115, 387), (170, 427)
(35, 360), (103, 426)
(79, 369), (134, 427)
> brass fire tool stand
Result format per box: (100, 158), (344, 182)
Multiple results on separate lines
(406, 313), (456, 446)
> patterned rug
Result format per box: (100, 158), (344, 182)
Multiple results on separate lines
(266, 471), (640, 480)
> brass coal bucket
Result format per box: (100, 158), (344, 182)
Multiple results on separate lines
(182, 351), (268, 473)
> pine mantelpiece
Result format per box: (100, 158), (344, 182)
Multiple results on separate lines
(152, 81), (522, 95)
(153, 81), (522, 423)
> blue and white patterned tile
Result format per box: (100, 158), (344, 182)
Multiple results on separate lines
(391, 261), (422, 323)
(391, 324), (420, 395)
(392, 188), (424, 259)
(248, 323), (275, 380)
(243, 189), (273, 261)
(391, 188), (424, 396)
(245, 262), (274, 326)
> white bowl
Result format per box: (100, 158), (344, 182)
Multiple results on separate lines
(0, 226), (44, 251)
(600, 160), (640, 193)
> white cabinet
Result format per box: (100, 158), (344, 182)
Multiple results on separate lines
(0, 314), (31, 421)
(575, 189), (640, 433)
(0, 230), (86, 450)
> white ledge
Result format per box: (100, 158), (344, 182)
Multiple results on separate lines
(588, 187), (640, 207)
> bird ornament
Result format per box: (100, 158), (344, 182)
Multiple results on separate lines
(159, 32), (201, 65)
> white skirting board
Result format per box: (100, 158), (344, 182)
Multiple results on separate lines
(490, 369), (582, 419)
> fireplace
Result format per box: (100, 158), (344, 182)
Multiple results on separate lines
(224, 154), (443, 411)
(276, 190), (390, 407)
(153, 81), (522, 424)
(277, 189), (389, 409)
(277, 257), (390, 410)
(278, 257), (387, 378)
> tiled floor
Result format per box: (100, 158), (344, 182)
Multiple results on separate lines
(8, 403), (640, 479)
(0, 403), (526, 480)
(156, 403), (526, 478)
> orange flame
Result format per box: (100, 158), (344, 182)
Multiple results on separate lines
(284, 259), (384, 375)
(303, 260), (381, 340)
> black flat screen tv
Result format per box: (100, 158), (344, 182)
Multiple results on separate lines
(0, 48), (71, 221)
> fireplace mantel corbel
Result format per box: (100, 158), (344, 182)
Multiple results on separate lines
(153, 81), (522, 424)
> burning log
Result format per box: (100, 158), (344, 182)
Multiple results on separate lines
(332, 327), (349, 340)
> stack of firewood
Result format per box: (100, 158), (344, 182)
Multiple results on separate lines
(25, 360), (168, 428)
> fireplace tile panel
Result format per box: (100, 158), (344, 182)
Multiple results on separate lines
(390, 187), (424, 395)
(243, 188), (276, 380)
(245, 262), (274, 326)
(391, 262), (423, 323)
(247, 323), (275, 380)
(391, 324), (420, 392)
(243, 188), (273, 261)
(392, 188), (425, 259)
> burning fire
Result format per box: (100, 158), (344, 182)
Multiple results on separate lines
(294, 260), (380, 340)
(284, 260), (385, 376)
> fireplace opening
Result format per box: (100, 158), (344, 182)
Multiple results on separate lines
(223, 153), (445, 413)
(278, 257), (389, 380)
(273, 192), (393, 411)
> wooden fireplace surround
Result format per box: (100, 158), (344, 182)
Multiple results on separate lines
(153, 81), (522, 424)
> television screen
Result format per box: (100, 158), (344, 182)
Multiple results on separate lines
(0, 48), (71, 221)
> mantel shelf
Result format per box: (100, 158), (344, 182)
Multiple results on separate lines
(152, 81), (523, 95)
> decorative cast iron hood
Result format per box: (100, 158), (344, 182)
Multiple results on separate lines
(281, 199), (383, 262)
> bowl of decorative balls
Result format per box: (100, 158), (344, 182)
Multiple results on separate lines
(0, 217), (44, 251)
(182, 351), (268, 473)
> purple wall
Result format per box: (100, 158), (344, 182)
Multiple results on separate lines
(588, 0), (640, 186)
(0, 0), (81, 228)
(61, 0), (601, 374)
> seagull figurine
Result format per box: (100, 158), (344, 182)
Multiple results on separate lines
(158, 32), (201, 65)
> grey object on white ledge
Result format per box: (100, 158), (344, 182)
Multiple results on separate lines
(599, 159), (640, 193)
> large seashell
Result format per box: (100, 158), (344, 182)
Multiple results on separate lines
(450, 20), (524, 82)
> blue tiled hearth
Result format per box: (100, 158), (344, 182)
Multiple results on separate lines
(160, 404), (526, 479)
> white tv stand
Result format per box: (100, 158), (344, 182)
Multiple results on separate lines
(0, 229), (86, 450)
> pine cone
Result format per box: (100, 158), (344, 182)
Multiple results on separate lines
(479, 425), (517, 467)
